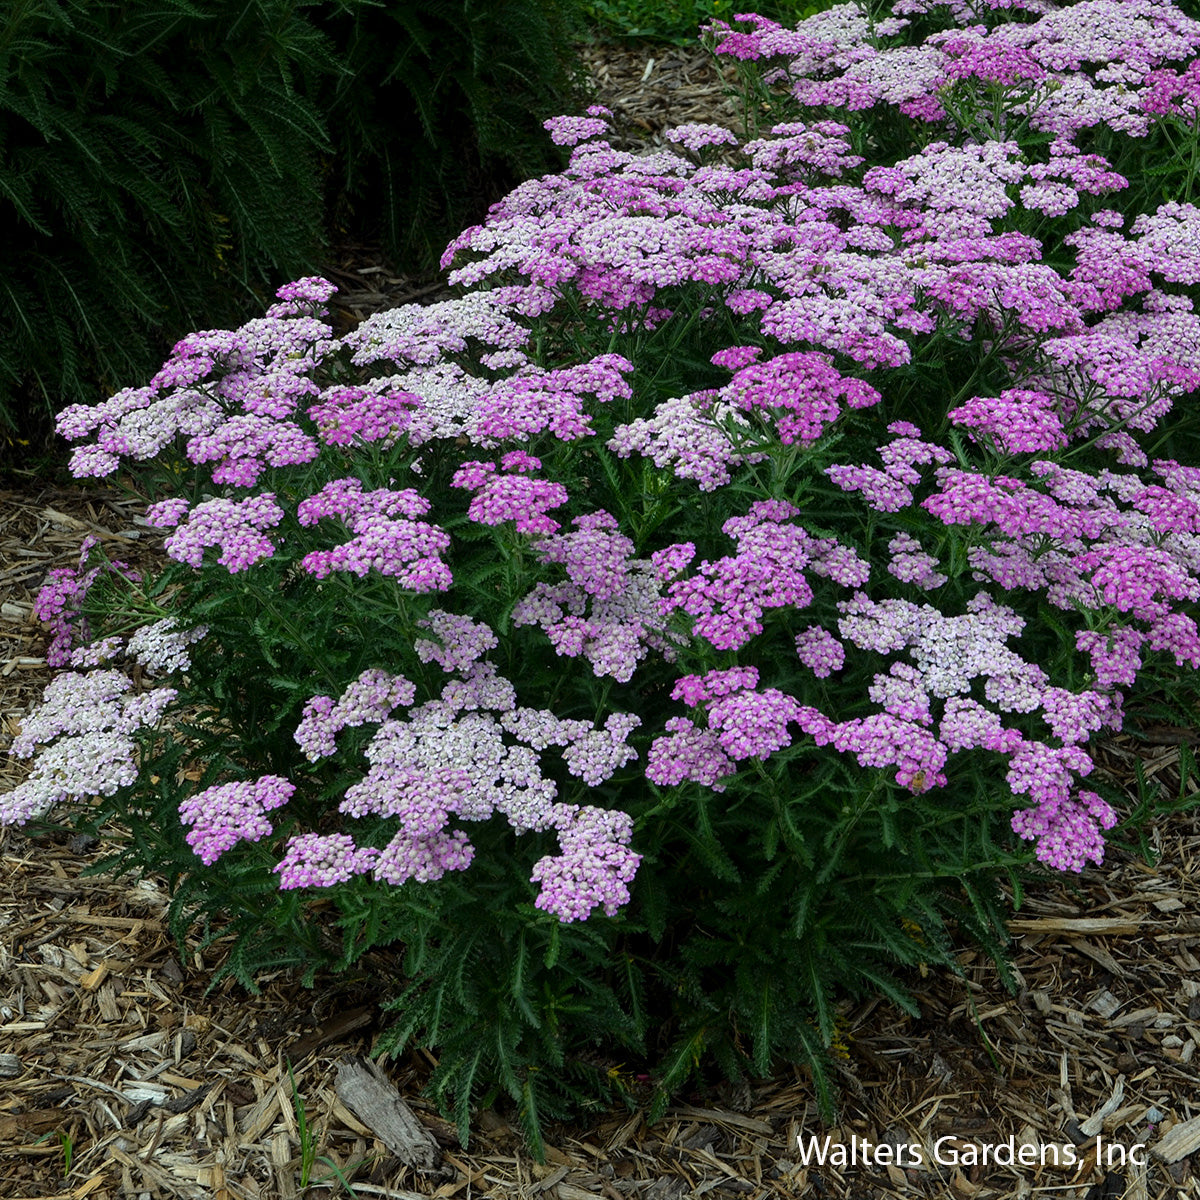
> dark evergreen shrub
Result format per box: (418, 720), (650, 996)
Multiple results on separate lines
(0, 0), (335, 437)
(316, 0), (589, 269)
(0, 0), (588, 440)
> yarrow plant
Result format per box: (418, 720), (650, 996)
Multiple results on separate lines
(7, 0), (1200, 1152)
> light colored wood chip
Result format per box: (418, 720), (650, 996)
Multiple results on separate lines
(1152, 1114), (1200, 1162)
(335, 1057), (440, 1170)
(1089, 989), (1122, 1019)
(80, 962), (109, 990)
(1079, 1076), (1125, 1137)
(1008, 918), (1143, 935)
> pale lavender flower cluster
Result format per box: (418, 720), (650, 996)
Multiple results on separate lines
(415, 610), (499, 672)
(714, 0), (1200, 145)
(343, 291), (530, 368)
(279, 661), (641, 919)
(744, 120), (864, 178)
(295, 668), (417, 760)
(70, 620), (207, 675)
(544, 108), (613, 146)
(126, 619), (208, 675)
(531, 806), (641, 922)
(666, 122), (740, 152)
(161, 494), (284, 573)
(534, 511), (634, 600)
(69, 636), (126, 668)
(275, 833), (381, 889)
(1, 671), (175, 826)
(608, 390), (765, 492)
(57, 279), (339, 485)
(512, 560), (682, 683)
(826, 425), (955, 513)
(297, 480), (451, 589)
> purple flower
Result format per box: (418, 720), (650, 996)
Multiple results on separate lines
(298, 480), (451, 588)
(164, 494), (284, 573)
(451, 460), (570, 535)
(795, 626), (846, 676)
(531, 806), (641, 922)
(275, 833), (379, 889)
(179, 775), (295, 865)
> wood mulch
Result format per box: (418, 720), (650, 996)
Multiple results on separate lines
(3, 35), (1200, 1200)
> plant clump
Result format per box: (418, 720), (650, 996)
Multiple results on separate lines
(6, 0), (1200, 1154)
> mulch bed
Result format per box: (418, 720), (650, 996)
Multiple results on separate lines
(3, 36), (1200, 1200)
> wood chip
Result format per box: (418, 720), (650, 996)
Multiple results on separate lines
(1009, 918), (1144, 935)
(79, 962), (109, 991)
(335, 1057), (441, 1170)
(1153, 1114), (1200, 1162)
(1090, 989), (1122, 1019)
(1079, 1076), (1125, 1137)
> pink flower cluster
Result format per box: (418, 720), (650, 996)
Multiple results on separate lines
(452, 456), (570, 535)
(161, 494), (284, 573)
(297, 479), (451, 589)
(722, 350), (881, 444)
(308, 382), (418, 447)
(470, 355), (634, 444)
(35, 564), (100, 668)
(179, 775), (295, 865)
(663, 501), (868, 651)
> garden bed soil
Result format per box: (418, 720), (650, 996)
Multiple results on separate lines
(4, 35), (1200, 1200)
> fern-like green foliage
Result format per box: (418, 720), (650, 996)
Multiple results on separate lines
(0, 0), (335, 436)
(314, 0), (589, 270)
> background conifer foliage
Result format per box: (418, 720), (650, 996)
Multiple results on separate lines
(0, 0), (586, 440)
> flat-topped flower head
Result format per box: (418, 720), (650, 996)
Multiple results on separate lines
(179, 775), (295, 865)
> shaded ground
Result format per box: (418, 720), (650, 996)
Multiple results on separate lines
(3, 36), (1200, 1200)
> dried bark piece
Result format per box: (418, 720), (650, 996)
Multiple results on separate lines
(1153, 1114), (1200, 1163)
(334, 1056), (441, 1171)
